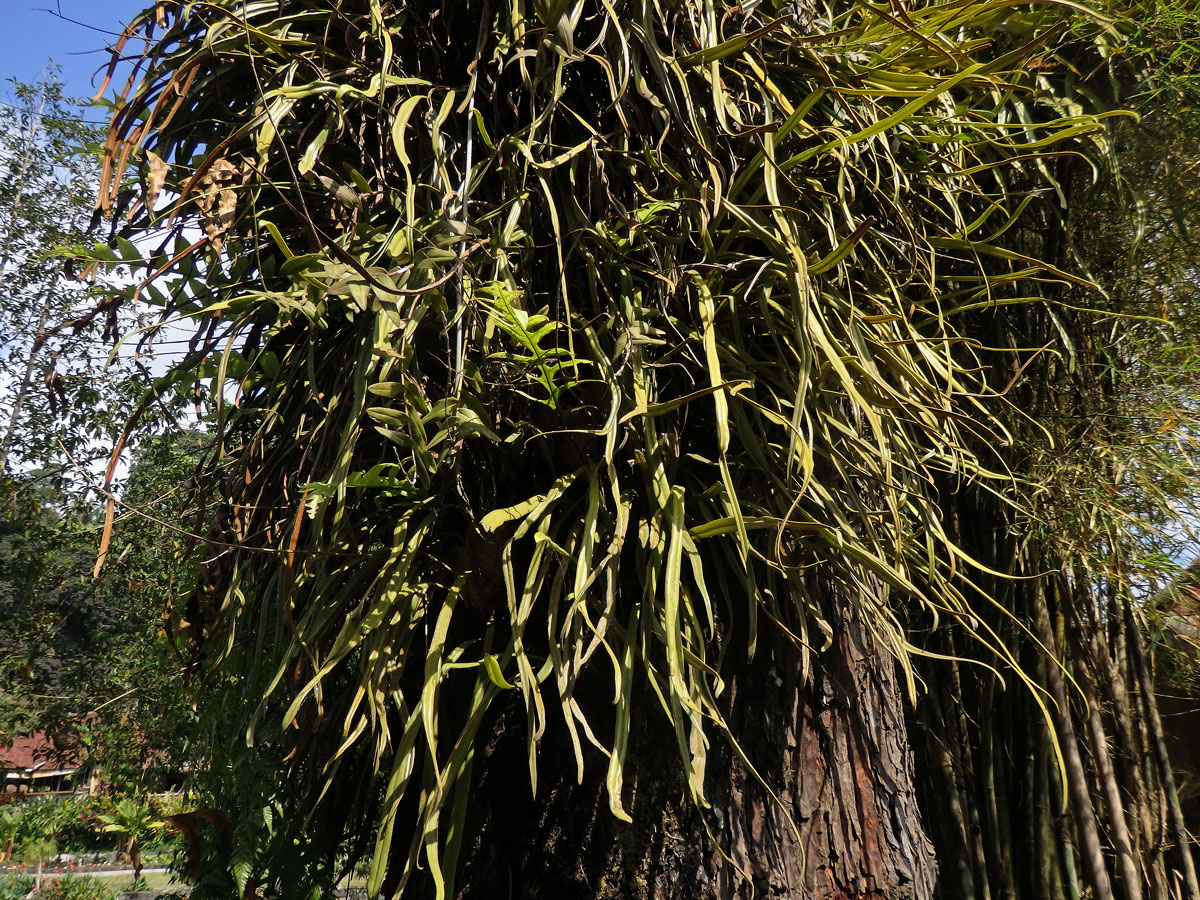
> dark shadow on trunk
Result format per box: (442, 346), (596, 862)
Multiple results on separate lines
(450, 594), (937, 900)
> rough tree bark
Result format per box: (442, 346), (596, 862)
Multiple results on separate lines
(451, 597), (937, 900)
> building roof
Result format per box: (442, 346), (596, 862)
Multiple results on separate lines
(0, 732), (81, 775)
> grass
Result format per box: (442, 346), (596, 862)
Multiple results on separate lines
(90, 870), (181, 891)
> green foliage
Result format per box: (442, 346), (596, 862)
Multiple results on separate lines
(97, 798), (165, 848)
(0, 875), (34, 900)
(19, 800), (76, 852)
(0, 432), (203, 789)
(1, 797), (107, 856)
(16, 836), (58, 867)
(81, 0), (1200, 897)
(0, 795), (185, 863)
(0, 805), (22, 849)
(0, 74), (148, 483)
(0, 77), (199, 785)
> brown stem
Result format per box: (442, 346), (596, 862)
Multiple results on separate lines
(1126, 603), (1200, 898)
(1034, 577), (1115, 900)
(1082, 658), (1144, 900)
(927, 683), (977, 900)
(131, 836), (143, 882)
(984, 674), (1018, 900)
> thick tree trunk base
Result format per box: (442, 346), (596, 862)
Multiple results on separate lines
(455, 607), (936, 900)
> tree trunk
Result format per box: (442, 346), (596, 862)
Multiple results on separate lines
(453, 601), (937, 900)
(131, 837), (144, 882)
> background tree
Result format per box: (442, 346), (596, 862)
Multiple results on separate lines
(0, 71), (198, 790)
(0, 74), (148, 485)
(84, 0), (1200, 898)
(0, 432), (203, 792)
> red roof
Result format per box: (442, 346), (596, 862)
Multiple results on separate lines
(0, 732), (80, 774)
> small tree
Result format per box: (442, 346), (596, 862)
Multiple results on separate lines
(0, 807), (22, 862)
(17, 836), (58, 893)
(98, 799), (163, 882)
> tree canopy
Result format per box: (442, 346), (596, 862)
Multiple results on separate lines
(0, 73), (200, 790)
(0, 431), (202, 792)
(0, 75), (154, 485)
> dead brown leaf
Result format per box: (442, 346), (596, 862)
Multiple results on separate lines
(197, 157), (240, 253)
(145, 149), (169, 212)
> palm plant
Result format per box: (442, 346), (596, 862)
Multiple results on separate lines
(0, 807), (22, 862)
(98, 799), (164, 883)
(80, 0), (1200, 897)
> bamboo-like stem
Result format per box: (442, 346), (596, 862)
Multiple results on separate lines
(1130, 613), (1171, 875)
(984, 672), (1018, 900)
(1034, 706), (1066, 900)
(1112, 596), (1165, 880)
(1074, 604), (1144, 900)
(1127, 602), (1200, 899)
(1085, 673), (1146, 900)
(928, 683), (978, 900)
(947, 644), (993, 900)
(1034, 577), (1115, 900)
(1050, 752), (1082, 900)
(1095, 609), (1154, 860)
(1023, 622), (1049, 900)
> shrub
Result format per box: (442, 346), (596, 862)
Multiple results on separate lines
(0, 874), (34, 900)
(15, 836), (57, 866)
(27, 797), (115, 854)
(37, 874), (116, 900)
(5, 797), (102, 855)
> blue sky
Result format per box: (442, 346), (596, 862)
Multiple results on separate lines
(1, 0), (150, 108)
